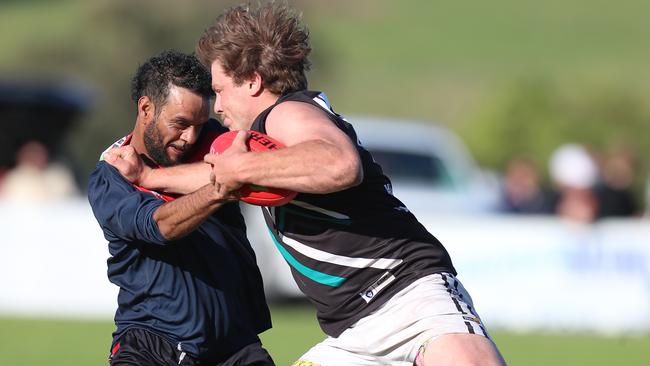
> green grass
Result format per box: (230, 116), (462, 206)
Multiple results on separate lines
(1, 305), (649, 366)
(0, 315), (113, 365)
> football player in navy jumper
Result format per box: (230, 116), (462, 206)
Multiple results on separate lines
(88, 50), (274, 366)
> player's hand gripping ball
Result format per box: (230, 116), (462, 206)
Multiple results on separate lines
(210, 131), (297, 206)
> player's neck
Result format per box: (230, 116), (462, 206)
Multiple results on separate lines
(130, 121), (154, 165)
(251, 91), (281, 123)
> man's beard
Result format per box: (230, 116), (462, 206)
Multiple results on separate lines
(143, 118), (189, 167)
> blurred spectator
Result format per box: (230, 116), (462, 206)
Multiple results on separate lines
(499, 156), (554, 214)
(594, 147), (639, 218)
(0, 140), (78, 202)
(549, 144), (599, 224)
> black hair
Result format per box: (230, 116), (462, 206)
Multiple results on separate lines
(130, 50), (213, 109)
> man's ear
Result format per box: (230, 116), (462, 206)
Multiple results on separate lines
(248, 72), (264, 96)
(137, 96), (156, 122)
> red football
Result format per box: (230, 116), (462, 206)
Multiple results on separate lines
(209, 131), (297, 206)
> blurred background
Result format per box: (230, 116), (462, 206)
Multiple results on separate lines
(1, 0), (649, 365)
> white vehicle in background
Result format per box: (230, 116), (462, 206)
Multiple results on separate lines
(350, 116), (500, 216)
(243, 116), (501, 299)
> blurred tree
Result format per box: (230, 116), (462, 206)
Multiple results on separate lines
(460, 79), (650, 204)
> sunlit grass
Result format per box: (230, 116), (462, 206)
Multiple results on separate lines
(1, 305), (649, 366)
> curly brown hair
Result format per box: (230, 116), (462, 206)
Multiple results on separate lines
(196, 2), (311, 95)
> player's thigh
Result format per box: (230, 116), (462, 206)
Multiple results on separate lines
(292, 339), (378, 366)
(421, 333), (506, 366)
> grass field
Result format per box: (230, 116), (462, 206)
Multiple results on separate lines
(1, 305), (648, 366)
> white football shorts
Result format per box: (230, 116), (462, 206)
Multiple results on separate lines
(292, 273), (491, 366)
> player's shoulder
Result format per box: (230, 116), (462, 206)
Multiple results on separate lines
(269, 99), (329, 122)
(88, 161), (133, 194)
(87, 161), (126, 207)
(273, 90), (335, 117)
(99, 134), (130, 161)
(90, 160), (115, 179)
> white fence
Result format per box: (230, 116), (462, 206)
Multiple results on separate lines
(1, 199), (649, 334)
(422, 214), (650, 334)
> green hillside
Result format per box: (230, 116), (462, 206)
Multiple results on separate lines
(1, 0), (648, 178)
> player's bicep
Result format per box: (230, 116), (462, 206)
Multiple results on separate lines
(265, 102), (354, 150)
(265, 102), (363, 187)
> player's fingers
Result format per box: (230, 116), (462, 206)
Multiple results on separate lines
(204, 153), (218, 165)
(106, 156), (127, 171)
(121, 146), (136, 159)
(106, 146), (130, 161)
(103, 150), (117, 162)
(232, 130), (250, 152)
(111, 146), (126, 155)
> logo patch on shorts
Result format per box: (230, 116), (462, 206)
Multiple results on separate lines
(359, 271), (396, 303)
(463, 315), (481, 324)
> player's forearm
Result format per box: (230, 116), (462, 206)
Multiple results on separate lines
(237, 140), (363, 194)
(153, 183), (227, 240)
(142, 162), (212, 194)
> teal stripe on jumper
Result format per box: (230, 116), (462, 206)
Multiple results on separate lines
(267, 228), (346, 287)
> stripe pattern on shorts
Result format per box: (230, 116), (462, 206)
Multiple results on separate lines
(440, 274), (489, 338)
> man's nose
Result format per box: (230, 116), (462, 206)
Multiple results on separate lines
(214, 94), (223, 114)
